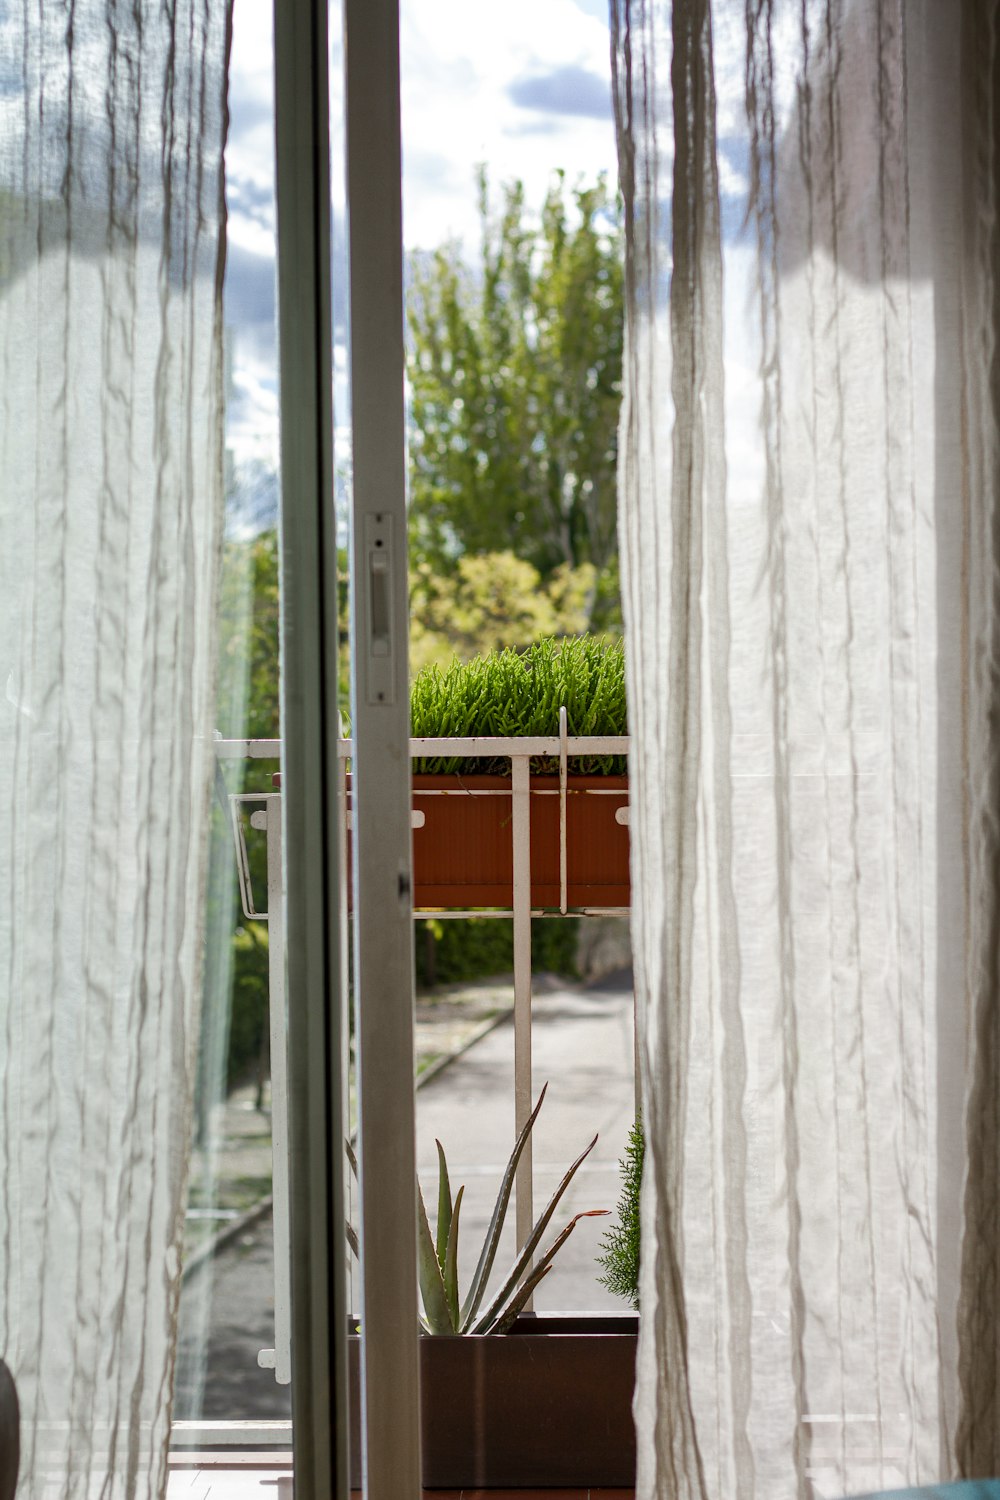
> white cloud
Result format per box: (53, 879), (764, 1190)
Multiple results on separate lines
(223, 0), (620, 463)
(226, 324), (280, 468)
(227, 0), (276, 256)
(399, 0), (618, 251)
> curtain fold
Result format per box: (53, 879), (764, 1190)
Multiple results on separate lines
(613, 2), (1000, 1496)
(0, 4), (230, 1495)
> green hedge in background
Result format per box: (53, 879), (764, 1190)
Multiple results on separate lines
(414, 915), (579, 989)
(224, 917), (580, 1092)
(227, 925), (270, 1093)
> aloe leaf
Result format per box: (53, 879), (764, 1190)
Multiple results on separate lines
(478, 1210), (607, 1334)
(487, 1264), (552, 1336)
(345, 1142), (360, 1265)
(492, 1209), (611, 1334)
(470, 1133), (600, 1335)
(417, 1178), (455, 1333)
(444, 1184), (464, 1331)
(435, 1139), (453, 1275)
(459, 1082), (549, 1330)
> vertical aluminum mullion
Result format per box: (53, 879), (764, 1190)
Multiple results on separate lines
(272, 2), (347, 1497)
(342, 2), (422, 1498)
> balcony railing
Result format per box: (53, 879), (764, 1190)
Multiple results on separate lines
(171, 721), (632, 1445)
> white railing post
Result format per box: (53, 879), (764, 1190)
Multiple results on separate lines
(558, 705), (569, 916)
(257, 796), (292, 1385)
(511, 754), (534, 1272)
(248, 794), (293, 1388)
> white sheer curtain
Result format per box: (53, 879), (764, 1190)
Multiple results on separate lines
(613, 2), (1000, 1496)
(0, 3), (229, 1495)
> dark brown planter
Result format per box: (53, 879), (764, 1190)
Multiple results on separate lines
(0, 1359), (19, 1500)
(347, 1312), (637, 1489)
(347, 773), (630, 910)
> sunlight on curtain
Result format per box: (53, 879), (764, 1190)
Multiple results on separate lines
(613, 1), (1000, 1496)
(0, 3), (230, 1494)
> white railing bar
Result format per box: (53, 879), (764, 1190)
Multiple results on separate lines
(230, 796), (269, 922)
(339, 735), (629, 758)
(346, 810), (425, 829)
(214, 734), (629, 758)
(171, 1421), (293, 1448)
(558, 707), (568, 915)
(236, 792), (626, 804)
(511, 756), (533, 1288)
(214, 738), (283, 758)
(379, 787), (625, 797)
(263, 797), (291, 1387)
(412, 906), (630, 919)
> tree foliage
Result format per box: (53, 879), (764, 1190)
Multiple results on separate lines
(409, 550), (595, 670)
(407, 171), (623, 631)
(217, 529), (281, 746)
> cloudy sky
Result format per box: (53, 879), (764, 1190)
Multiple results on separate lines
(224, 0), (620, 473)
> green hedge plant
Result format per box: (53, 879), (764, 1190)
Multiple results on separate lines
(415, 914), (579, 988)
(409, 636), (626, 776)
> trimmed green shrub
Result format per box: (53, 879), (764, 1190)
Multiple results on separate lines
(409, 636), (627, 776)
(415, 916), (579, 988)
(227, 925), (270, 1091)
(597, 1117), (644, 1310)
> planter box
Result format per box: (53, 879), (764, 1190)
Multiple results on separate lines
(348, 773), (630, 910)
(347, 1312), (637, 1489)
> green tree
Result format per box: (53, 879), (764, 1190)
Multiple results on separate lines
(217, 528), (351, 743)
(409, 550), (596, 671)
(217, 529), (281, 747)
(407, 171), (623, 630)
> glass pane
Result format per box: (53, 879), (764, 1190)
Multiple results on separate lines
(172, 0), (290, 1444)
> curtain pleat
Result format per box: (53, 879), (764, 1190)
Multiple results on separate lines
(956, 1), (1000, 1480)
(0, 4), (230, 1495)
(614, 2), (1000, 1495)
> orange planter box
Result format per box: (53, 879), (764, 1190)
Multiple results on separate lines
(376, 772), (631, 910)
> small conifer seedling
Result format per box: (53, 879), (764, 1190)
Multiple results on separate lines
(596, 1117), (643, 1311)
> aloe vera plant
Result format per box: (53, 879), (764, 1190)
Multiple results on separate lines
(344, 1084), (607, 1333)
(415, 1083), (608, 1335)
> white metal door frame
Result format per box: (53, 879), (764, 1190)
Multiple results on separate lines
(272, 1), (347, 1495)
(342, 2), (422, 1498)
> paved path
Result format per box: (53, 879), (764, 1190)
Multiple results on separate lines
(414, 968), (636, 1316)
(177, 970), (636, 1420)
